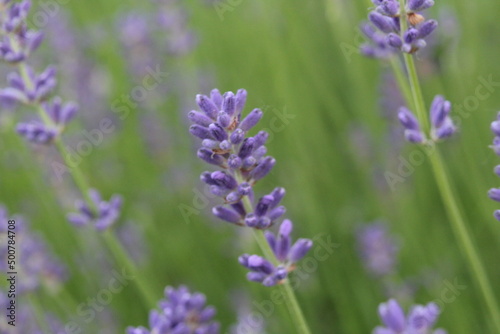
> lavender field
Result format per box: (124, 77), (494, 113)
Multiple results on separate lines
(1, 0), (500, 333)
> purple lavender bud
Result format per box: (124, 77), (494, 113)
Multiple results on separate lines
(222, 91), (236, 116)
(265, 231), (276, 252)
(256, 216), (272, 229)
(360, 44), (378, 58)
(238, 182), (253, 196)
(33, 66), (57, 101)
(43, 97), (77, 125)
(239, 109), (263, 131)
(238, 137), (255, 159)
(387, 33), (403, 48)
(217, 111), (231, 128)
(274, 219), (293, 261)
(219, 140), (231, 151)
(407, 0), (434, 11)
(209, 123), (228, 141)
(404, 129), (425, 143)
(398, 107), (420, 130)
(434, 118), (455, 140)
(250, 156), (275, 181)
(0, 87), (27, 104)
(211, 171), (237, 189)
(190, 124), (214, 140)
(253, 130), (269, 148)
(188, 110), (213, 127)
(488, 188), (500, 202)
(369, 12), (395, 33)
(267, 206), (286, 221)
(376, 0), (399, 17)
(210, 185), (228, 197)
(200, 171), (218, 186)
(255, 195), (274, 217)
(429, 95), (449, 128)
(404, 28), (420, 44)
(7, 72), (24, 91)
(26, 30), (44, 54)
(246, 255), (274, 274)
(227, 154), (242, 169)
(245, 213), (258, 228)
(407, 303), (440, 331)
(288, 239), (313, 263)
(226, 191), (241, 203)
(252, 146), (267, 160)
(229, 128), (245, 144)
(491, 119), (500, 137)
(494, 165), (500, 177)
(196, 94), (218, 119)
(235, 89), (247, 113)
(197, 148), (227, 167)
(212, 206), (242, 224)
(242, 156), (256, 170)
(418, 20), (438, 39)
(378, 300), (406, 332)
(210, 89), (223, 109)
(231, 201), (246, 216)
(361, 23), (377, 39)
(494, 210), (500, 222)
(202, 139), (221, 150)
(16, 123), (57, 144)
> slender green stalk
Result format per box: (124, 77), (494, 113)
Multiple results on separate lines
(388, 57), (414, 111)
(397, 50), (500, 331)
(102, 231), (158, 308)
(14, 62), (159, 310)
(235, 173), (312, 334)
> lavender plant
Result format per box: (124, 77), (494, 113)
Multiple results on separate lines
(360, 0), (500, 331)
(0, 0), (159, 312)
(127, 286), (220, 334)
(187, 89), (313, 333)
(373, 299), (446, 334)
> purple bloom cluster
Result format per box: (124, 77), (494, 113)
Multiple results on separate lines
(361, 0), (438, 58)
(188, 89), (313, 285)
(67, 189), (123, 231)
(374, 299), (446, 334)
(398, 95), (456, 143)
(0, 0), (43, 63)
(357, 222), (398, 277)
(0, 205), (67, 294)
(126, 286), (220, 334)
(0, 0), (78, 145)
(487, 112), (500, 221)
(239, 220), (313, 286)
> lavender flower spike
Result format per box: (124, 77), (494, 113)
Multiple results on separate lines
(357, 222), (398, 277)
(488, 113), (500, 221)
(373, 299), (447, 334)
(126, 286), (220, 334)
(240, 220), (312, 286)
(67, 189), (123, 231)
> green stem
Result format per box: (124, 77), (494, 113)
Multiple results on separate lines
(389, 57), (414, 110)
(402, 53), (429, 132)
(14, 62), (159, 310)
(400, 52), (500, 331)
(102, 231), (158, 309)
(235, 173), (312, 334)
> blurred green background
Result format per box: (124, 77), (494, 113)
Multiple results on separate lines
(1, 0), (500, 332)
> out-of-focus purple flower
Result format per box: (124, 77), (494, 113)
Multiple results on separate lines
(239, 220), (312, 286)
(357, 222), (398, 277)
(398, 95), (456, 144)
(16, 122), (57, 144)
(398, 107), (425, 143)
(374, 299), (446, 334)
(126, 286), (220, 334)
(67, 189), (123, 231)
(0, 66), (56, 104)
(0, 206), (67, 294)
(429, 95), (455, 141)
